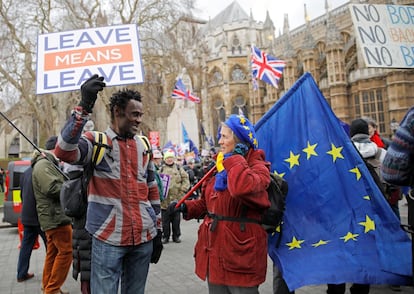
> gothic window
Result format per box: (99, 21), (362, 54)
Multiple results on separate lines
(231, 66), (245, 81)
(214, 98), (226, 123)
(355, 90), (385, 133)
(214, 98), (223, 109)
(219, 108), (226, 122)
(231, 35), (241, 55)
(232, 35), (240, 47)
(213, 70), (223, 84)
(231, 96), (248, 118)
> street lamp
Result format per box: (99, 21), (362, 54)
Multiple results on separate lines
(390, 118), (399, 134)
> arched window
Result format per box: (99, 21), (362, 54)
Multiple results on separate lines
(214, 98), (226, 122)
(231, 65), (245, 81)
(231, 95), (248, 118)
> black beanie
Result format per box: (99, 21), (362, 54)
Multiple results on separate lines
(44, 136), (58, 150)
(349, 119), (369, 137)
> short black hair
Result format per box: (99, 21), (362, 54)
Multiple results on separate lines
(109, 89), (142, 120)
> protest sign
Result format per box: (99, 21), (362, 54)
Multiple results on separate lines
(349, 4), (414, 68)
(149, 131), (160, 148)
(36, 24), (144, 94)
(159, 173), (171, 200)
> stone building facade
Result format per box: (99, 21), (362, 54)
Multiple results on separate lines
(175, 0), (414, 148)
(1, 0), (413, 157)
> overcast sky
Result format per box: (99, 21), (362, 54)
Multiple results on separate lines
(195, 0), (349, 31)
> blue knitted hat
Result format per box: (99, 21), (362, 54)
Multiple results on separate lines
(224, 115), (258, 149)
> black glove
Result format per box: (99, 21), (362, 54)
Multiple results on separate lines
(175, 203), (187, 214)
(233, 143), (249, 156)
(151, 229), (163, 264)
(79, 74), (106, 113)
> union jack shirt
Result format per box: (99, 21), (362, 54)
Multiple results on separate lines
(251, 46), (286, 88)
(56, 111), (161, 246)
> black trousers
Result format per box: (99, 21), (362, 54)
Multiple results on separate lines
(327, 283), (370, 294)
(406, 189), (414, 285)
(273, 264), (294, 294)
(161, 209), (181, 241)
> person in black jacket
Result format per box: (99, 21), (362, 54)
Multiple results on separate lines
(64, 159), (92, 294)
(66, 120), (95, 294)
(16, 165), (47, 282)
(72, 206), (92, 294)
(184, 158), (202, 199)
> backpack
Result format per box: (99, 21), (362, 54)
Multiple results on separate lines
(261, 172), (288, 232)
(363, 158), (386, 196)
(60, 131), (108, 218)
(209, 171), (288, 234)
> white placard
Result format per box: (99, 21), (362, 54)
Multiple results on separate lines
(36, 24), (144, 94)
(349, 4), (414, 68)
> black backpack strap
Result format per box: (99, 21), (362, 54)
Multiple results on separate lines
(84, 131), (107, 187)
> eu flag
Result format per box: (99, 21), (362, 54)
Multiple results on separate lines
(255, 73), (412, 290)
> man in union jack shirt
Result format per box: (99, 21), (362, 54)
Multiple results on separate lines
(55, 75), (161, 294)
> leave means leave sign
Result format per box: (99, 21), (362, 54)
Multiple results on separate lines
(36, 24), (144, 94)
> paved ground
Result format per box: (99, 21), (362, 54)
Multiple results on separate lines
(0, 201), (413, 294)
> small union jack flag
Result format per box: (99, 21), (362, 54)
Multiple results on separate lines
(251, 46), (286, 88)
(172, 78), (200, 103)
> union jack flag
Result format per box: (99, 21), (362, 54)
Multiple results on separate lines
(251, 46), (286, 88)
(171, 78), (200, 103)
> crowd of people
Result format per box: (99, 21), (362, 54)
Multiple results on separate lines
(12, 74), (414, 294)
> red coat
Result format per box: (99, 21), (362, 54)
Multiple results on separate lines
(184, 149), (271, 287)
(370, 131), (385, 148)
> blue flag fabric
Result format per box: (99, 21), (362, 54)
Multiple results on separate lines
(182, 123), (189, 143)
(255, 72), (412, 291)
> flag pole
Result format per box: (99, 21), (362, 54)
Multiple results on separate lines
(175, 165), (216, 208)
(0, 111), (69, 180)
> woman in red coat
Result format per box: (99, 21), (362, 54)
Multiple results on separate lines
(181, 114), (271, 294)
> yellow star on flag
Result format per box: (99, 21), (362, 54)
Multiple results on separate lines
(286, 236), (305, 250)
(285, 151), (300, 169)
(327, 143), (344, 162)
(273, 171), (285, 178)
(340, 232), (359, 242)
(312, 240), (329, 247)
(359, 215), (375, 233)
(350, 167), (361, 180)
(302, 141), (318, 160)
(363, 195), (371, 200)
(239, 116), (246, 124)
(270, 225), (281, 236)
(276, 224), (281, 233)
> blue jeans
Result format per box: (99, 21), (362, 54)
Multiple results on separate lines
(17, 225), (47, 280)
(91, 237), (153, 294)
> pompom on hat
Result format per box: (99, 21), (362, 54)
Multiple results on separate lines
(163, 150), (176, 160)
(223, 115), (258, 149)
